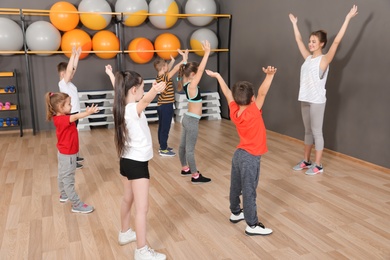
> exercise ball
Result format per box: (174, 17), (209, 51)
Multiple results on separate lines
(128, 37), (154, 64)
(92, 30), (119, 59)
(149, 0), (179, 29)
(26, 21), (61, 56)
(115, 0), (148, 27)
(185, 0), (217, 26)
(154, 33), (180, 59)
(190, 28), (218, 56)
(0, 18), (23, 56)
(49, 1), (79, 32)
(61, 29), (92, 59)
(78, 0), (112, 30)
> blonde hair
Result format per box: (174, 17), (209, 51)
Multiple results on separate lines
(44, 92), (69, 121)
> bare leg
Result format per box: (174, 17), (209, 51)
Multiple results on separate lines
(304, 144), (313, 162)
(132, 178), (150, 249)
(315, 149), (323, 166)
(121, 178), (134, 232)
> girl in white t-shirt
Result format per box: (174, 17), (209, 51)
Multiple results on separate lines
(289, 5), (358, 175)
(105, 65), (167, 260)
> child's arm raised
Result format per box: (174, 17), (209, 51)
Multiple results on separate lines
(105, 64), (115, 87)
(70, 104), (99, 122)
(205, 70), (234, 103)
(167, 49), (189, 80)
(64, 47), (81, 83)
(188, 40), (211, 91)
(255, 66), (277, 110)
(137, 81), (166, 115)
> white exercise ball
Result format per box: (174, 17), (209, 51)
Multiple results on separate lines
(26, 21), (61, 56)
(78, 0), (112, 30)
(149, 0), (179, 29)
(185, 0), (217, 26)
(190, 28), (218, 56)
(115, 0), (149, 27)
(0, 18), (24, 56)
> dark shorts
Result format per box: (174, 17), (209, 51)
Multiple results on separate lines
(120, 158), (150, 180)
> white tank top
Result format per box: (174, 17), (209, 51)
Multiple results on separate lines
(299, 55), (328, 104)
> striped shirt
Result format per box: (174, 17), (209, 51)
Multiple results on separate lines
(299, 55), (329, 104)
(156, 73), (175, 105)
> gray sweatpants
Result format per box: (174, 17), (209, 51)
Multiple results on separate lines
(179, 113), (200, 173)
(301, 101), (326, 151)
(58, 152), (81, 206)
(230, 149), (261, 227)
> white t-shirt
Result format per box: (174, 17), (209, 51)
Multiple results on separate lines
(58, 78), (81, 113)
(299, 55), (329, 104)
(121, 103), (153, 162)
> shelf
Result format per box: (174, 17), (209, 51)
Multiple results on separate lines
(0, 105), (17, 111)
(0, 72), (13, 77)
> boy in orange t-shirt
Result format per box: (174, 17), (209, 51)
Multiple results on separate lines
(206, 66), (277, 236)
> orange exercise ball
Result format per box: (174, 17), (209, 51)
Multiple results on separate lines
(61, 29), (92, 59)
(154, 33), (180, 60)
(49, 1), (79, 32)
(92, 30), (119, 59)
(128, 38), (154, 64)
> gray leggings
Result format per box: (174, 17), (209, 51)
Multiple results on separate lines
(58, 152), (81, 206)
(301, 101), (326, 151)
(179, 113), (200, 173)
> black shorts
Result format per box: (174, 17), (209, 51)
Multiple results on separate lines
(120, 158), (150, 180)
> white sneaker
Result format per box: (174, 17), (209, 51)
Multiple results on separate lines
(229, 210), (245, 223)
(245, 222), (273, 236)
(134, 245), (166, 260)
(118, 228), (136, 245)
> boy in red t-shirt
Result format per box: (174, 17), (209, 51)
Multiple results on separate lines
(206, 66), (277, 236)
(45, 92), (99, 213)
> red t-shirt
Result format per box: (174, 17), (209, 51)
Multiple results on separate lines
(229, 102), (268, 156)
(53, 115), (79, 155)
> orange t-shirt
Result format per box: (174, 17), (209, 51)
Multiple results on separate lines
(229, 102), (267, 156)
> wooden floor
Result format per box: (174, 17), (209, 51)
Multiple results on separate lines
(0, 119), (389, 260)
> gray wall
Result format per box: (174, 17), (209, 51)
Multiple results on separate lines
(218, 0), (390, 168)
(1, 0), (389, 169)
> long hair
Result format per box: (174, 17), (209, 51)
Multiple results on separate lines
(232, 81), (254, 106)
(113, 70), (143, 157)
(311, 30), (328, 49)
(44, 92), (69, 121)
(177, 61), (199, 92)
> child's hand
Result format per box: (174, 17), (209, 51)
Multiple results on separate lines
(86, 104), (99, 114)
(202, 40), (211, 54)
(170, 55), (175, 62)
(152, 81), (166, 93)
(105, 64), (113, 75)
(205, 69), (219, 78)
(289, 13), (298, 24)
(178, 49), (189, 62)
(262, 66), (277, 75)
(75, 46), (82, 56)
(346, 5), (358, 20)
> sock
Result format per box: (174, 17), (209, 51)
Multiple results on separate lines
(192, 173), (199, 179)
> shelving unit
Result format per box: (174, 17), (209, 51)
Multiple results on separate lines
(0, 70), (23, 136)
(77, 79), (156, 131)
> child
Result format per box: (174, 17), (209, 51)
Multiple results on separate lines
(206, 66), (277, 235)
(177, 40), (211, 184)
(153, 50), (189, 157)
(105, 65), (167, 260)
(289, 5), (358, 175)
(44, 92), (98, 213)
(57, 46), (84, 169)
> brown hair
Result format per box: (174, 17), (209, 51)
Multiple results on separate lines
(232, 81), (254, 106)
(113, 70), (143, 157)
(177, 62), (199, 92)
(45, 92), (69, 121)
(57, 62), (68, 74)
(310, 30), (328, 49)
(153, 57), (166, 72)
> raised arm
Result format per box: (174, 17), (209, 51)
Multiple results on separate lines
(167, 49), (189, 80)
(137, 81), (166, 115)
(255, 66), (277, 110)
(167, 55), (175, 71)
(188, 40), (211, 92)
(64, 47), (81, 83)
(105, 64), (115, 87)
(205, 70), (234, 103)
(322, 5), (358, 66)
(70, 103), (99, 122)
(289, 14), (311, 59)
